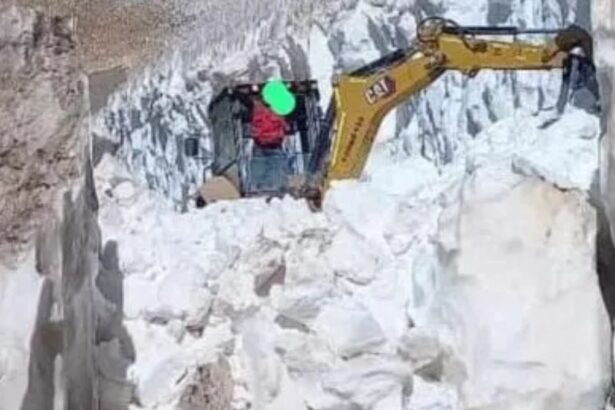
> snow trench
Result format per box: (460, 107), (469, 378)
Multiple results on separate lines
(0, 1), (614, 410)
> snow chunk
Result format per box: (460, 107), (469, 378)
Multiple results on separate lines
(314, 299), (386, 358)
(429, 167), (611, 409)
(126, 321), (190, 407)
(330, 8), (382, 70)
(321, 356), (412, 409)
(407, 377), (461, 410)
(467, 108), (600, 191)
(512, 109), (600, 190)
(327, 228), (381, 285)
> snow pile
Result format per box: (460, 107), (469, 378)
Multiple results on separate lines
(93, 102), (609, 408)
(463, 109), (600, 190)
(95, 152), (443, 409)
(431, 167), (610, 409)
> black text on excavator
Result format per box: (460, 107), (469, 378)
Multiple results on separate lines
(186, 17), (599, 209)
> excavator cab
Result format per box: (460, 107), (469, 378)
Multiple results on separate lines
(186, 80), (323, 203)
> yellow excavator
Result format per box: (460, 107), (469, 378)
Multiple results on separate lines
(186, 17), (598, 209)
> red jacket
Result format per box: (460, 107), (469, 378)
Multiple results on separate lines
(250, 102), (287, 148)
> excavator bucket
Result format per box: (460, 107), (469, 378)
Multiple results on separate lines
(556, 54), (601, 114)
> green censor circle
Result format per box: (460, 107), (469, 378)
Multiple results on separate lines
(262, 80), (296, 116)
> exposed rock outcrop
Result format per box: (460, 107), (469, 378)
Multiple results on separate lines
(0, 7), (134, 410)
(0, 6), (82, 258)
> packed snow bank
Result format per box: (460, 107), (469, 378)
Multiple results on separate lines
(464, 108), (600, 191)
(94, 103), (608, 409)
(431, 166), (611, 409)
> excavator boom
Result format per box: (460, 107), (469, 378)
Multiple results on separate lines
(309, 18), (596, 198)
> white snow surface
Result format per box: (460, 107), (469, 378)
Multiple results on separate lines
(94, 105), (609, 409)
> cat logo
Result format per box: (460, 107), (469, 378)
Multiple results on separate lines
(364, 76), (396, 104)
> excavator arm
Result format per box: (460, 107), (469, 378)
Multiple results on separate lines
(309, 18), (595, 198)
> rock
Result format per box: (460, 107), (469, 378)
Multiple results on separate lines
(398, 329), (445, 379)
(0, 6), (109, 410)
(254, 262), (286, 297)
(429, 167), (611, 409)
(95, 340), (134, 410)
(0, 5), (83, 257)
(178, 357), (234, 410)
